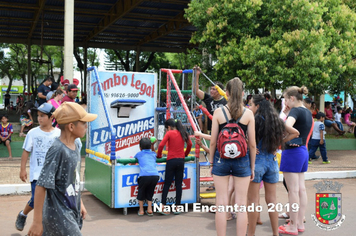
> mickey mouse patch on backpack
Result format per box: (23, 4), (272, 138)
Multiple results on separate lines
(217, 107), (247, 159)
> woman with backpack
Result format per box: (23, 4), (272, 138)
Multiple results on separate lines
(278, 86), (312, 235)
(157, 118), (192, 215)
(247, 94), (285, 236)
(209, 77), (256, 236)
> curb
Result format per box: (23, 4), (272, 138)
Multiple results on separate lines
(0, 182), (86, 195)
(1, 171), (355, 195)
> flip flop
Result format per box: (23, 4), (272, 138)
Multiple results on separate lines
(206, 186), (215, 191)
(278, 225), (298, 235)
(157, 211), (170, 215)
(138, 211), (144, 216)
(256, 221), (263, 225)
(284, 222), (304, 232)
(278, 212), (289, 219)
(285, 218), (306, 223)
(145, 210), (153, 216)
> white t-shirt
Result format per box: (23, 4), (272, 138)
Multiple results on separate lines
(335, 113), (342, 122)
(312, 120), (326, 140)
(23, 127), (61, 182)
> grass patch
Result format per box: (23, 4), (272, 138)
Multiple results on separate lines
(326, 133), (355, 139)
(10, 133), (26, 142)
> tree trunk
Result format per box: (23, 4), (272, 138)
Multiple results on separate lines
(140, 52), (155, 72)
(6, 75), (13, 94)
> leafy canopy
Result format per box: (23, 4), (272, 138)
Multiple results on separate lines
(186, 0), (356, 95)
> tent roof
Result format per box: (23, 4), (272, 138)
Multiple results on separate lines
(0, 0), (196, 52)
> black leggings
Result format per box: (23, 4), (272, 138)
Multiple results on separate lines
(161, 158), (185, 205)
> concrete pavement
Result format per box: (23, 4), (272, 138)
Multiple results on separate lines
(1, 178), (355, 236)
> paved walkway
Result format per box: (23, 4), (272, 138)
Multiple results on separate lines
(1, 150), (355, 235)
(1, 150), (356, 185)
(1, 178), (355, 236)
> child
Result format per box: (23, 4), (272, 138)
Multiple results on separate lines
(0, 114), (13, 160)
(27, 102), (97, 236)
(334, 107), (344, 132)
(344, 108), (356, 133)
(309, 112), (330, 164)
(157, 118), (192, 215)
(192, 103), (204, 131)
(134, 137), (159, 216)
(16, 103), (60, 232)
(19, 101), (35, 137)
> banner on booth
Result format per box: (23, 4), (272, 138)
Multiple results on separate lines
(88, 71), (157, 159)
(115, 163), (197, 208)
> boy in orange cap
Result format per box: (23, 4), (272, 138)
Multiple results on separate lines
(27, 102), (97, 236)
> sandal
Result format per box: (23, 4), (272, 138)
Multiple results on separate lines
(138, 211), (144, 216)
(145, 210), (153, 216)
(278, 212), (289, 219)
(284, 222), (304, 232)
(278, 225), (298, 235)
(285, 218), (306, 223)
(206, 186), (215, 191)
(227, 212), (236, 221)
(157, 211), (170, 215)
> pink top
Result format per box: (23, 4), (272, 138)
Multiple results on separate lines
(48, 99), (61, 109)
(344, 113), (352, 125)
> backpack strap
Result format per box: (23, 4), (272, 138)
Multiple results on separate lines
(221, 106), (230, 124)
(222, 106), (246, 124)
(236, 108), (246, 123)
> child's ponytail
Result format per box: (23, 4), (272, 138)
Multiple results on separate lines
(165, 118), (189, 142)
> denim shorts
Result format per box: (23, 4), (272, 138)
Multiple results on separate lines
(27, 180), (37, 208)
(212, 150), (251, 177)
(324, 119), (335, 127)
(253, 152), (279, 184)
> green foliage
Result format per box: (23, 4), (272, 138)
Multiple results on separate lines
(186, 0), (356, 96)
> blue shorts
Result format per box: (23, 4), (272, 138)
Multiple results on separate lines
(280, 146), (308, 173)
(27, 180), (37, 208)
(212, 150), (251, 177)
(253, 152), (279, 184)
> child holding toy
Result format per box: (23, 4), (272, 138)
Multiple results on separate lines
(134, 137), (159, 216)
(157, 118), (192, 215)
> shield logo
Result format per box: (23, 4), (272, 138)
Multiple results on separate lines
(315, 193), (342, 225)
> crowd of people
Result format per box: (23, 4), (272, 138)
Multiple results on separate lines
(2, 69), (355, 236)
(160, 66), (354, 236)
(1, 76), (86, 160)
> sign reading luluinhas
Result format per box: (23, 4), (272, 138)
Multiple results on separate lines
(88, 71), (157, 159)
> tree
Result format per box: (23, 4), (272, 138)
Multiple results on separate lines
(104, 49), (157, 72)
(186, 0), (356, 97)
(74, 47), (101, 94)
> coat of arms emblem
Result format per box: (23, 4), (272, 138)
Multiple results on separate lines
(311, 181), (346, 231)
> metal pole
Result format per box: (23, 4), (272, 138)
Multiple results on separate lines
(27, 43), (31, 101)
(83, 46), (87, 95)
(64, 0), (74, 84)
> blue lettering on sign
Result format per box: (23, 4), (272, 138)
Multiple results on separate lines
(122, 168), (188, 187)
(90, 116), (154, 146)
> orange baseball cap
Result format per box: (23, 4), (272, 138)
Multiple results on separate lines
(53, 102), (97, 124)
